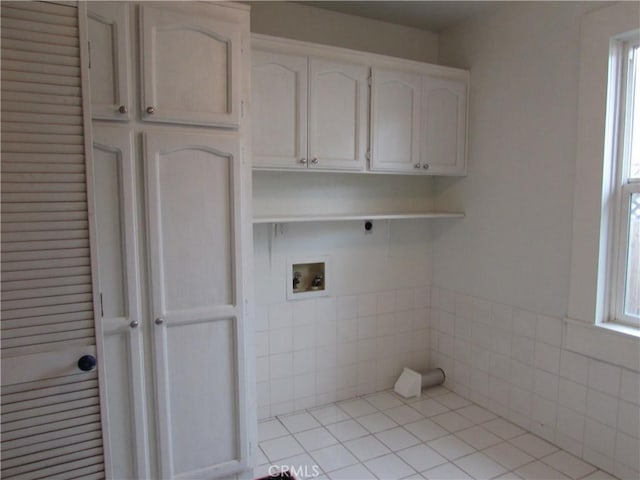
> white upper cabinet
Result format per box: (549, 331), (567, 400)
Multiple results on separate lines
(308, 58), (368, 171)
(421, 77), (467, 175)
(252, 50), (308, 169)
(87, 2), (131, 121)
(140, 4), (242, 128)
(252, 48), (367, 171)
(370, 68), (422, 173)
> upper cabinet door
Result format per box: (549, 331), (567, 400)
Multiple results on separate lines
(421, 77), (467, 175)
(252, 50), (308, 169)
(140, 5), (241, 128)
(370, 68), (422, 173)
(308, 58), (367, 171)
(88, 2), (131, 121)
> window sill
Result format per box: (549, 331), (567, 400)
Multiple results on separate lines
(564, 317), (640, 372)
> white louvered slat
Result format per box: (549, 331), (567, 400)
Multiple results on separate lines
(1, 3), (104, 478)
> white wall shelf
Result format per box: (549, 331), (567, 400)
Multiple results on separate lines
(252, 212), (465, 224)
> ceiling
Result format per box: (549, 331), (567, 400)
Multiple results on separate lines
(300, 1), (501, 33)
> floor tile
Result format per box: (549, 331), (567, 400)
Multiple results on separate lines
(412, 398), (450, 417)
(260, 435), (305, 461)
(515, 461), (569, 479)
(310, 444), (359, 473)
(256, 446), (268, 465)
(344, 435), (391, 461)
(454, 452), (508, 480)
(258, 419), (289, 442)
(356, 411), (398, 433)
(325, 419), (369, 442)
(375, 427), (421, 451)
(404, 418), (449, 442)
(581, 470), (618, 480)
(494, 472), (523, 480)
(423, 462), (473, 479)
(541, 450), (597, 479)
(385, 405), (425, 425)
(434, 393), (473, 410)
(483, 441), (534, 470)
(509, 433), (558, 458)
(427, 434), (476, 461)
(397, 443), (448, 472)
(309, 404), (351, 425)
(424, 386), (450, 397)
(339, 398), (379, 418)
(456, 404), (497, 424)
(455, 426), (503, 450)
(366, 391), (405, 410)
(328, 463), (375, 480)
(279, 411), (321, 433)
(294, 426), (338, 451)
(481, 418), (526, 439)
(431, 411), (474, 432)
(364, 453), (416, 480)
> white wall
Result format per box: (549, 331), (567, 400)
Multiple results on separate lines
(249, 1), (439, 63)
(432, 3), (639, 478)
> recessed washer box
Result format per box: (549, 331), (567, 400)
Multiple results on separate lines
(287, 256), (330, 301)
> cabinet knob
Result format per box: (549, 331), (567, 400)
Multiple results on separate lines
(118, 105), (128, 114)
(299, 158), (307, 164)
(146, 106), (155, 114)
(414, 163), (421, 169)
(129, 320), (139, 328)
(155, 317), (164, 325)
(423, 164), (430, 170)
(311, 158), (319, 165)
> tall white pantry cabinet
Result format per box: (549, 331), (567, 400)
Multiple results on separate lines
(86, 2), (254, 479)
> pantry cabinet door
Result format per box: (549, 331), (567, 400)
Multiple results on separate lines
(308, 58), (367, 171)
(252, 50), (308, 169)
(92, 127), (149, 479)
(140, 5), (241, 128)
(421, 77), (467, 175)
(144, 132), (248, 480)
(370, 68), (422, 173)
(87, 2), (131, 121)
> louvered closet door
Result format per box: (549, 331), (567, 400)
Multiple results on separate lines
(1, 3), (105, 479)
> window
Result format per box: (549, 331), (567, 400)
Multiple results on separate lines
(607, 30), (640, 326)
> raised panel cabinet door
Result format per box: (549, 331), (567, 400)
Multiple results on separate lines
(92, 127), (149, 479)
(370, 68), (422, 173)
(252, 50), (308, 169)
(140, 5), (241, 127)
(421, 76), (467, 175)
(87, 2), (131, 120)
(308, 58), (368, 171)
(144, 131), (249, 479)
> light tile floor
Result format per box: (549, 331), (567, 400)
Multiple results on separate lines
(255, 386), (617, 480)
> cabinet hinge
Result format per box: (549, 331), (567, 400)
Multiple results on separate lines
(99, 292), (104, 317)
(368, 76), (372, 86)
(87, 41), (92, 69)
(366, 150), (371, 161)
(241, 100), (244, 118)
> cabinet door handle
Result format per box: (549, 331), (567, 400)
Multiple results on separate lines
(311, 158), (319, 165)
(299, 158), (307, 164)
(414, 163), (421, 169)
(155, 317), (164, 325)
(423, 164), (430, 170)
(146, 106), (155, 114)
(129, 320), (139, 328)
(118, 105), (128, 114)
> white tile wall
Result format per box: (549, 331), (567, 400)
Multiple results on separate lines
(430, 286), (640, 480)
(256, 288), (430, 420)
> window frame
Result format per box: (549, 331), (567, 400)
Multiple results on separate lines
(606, 30), (640, 327)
